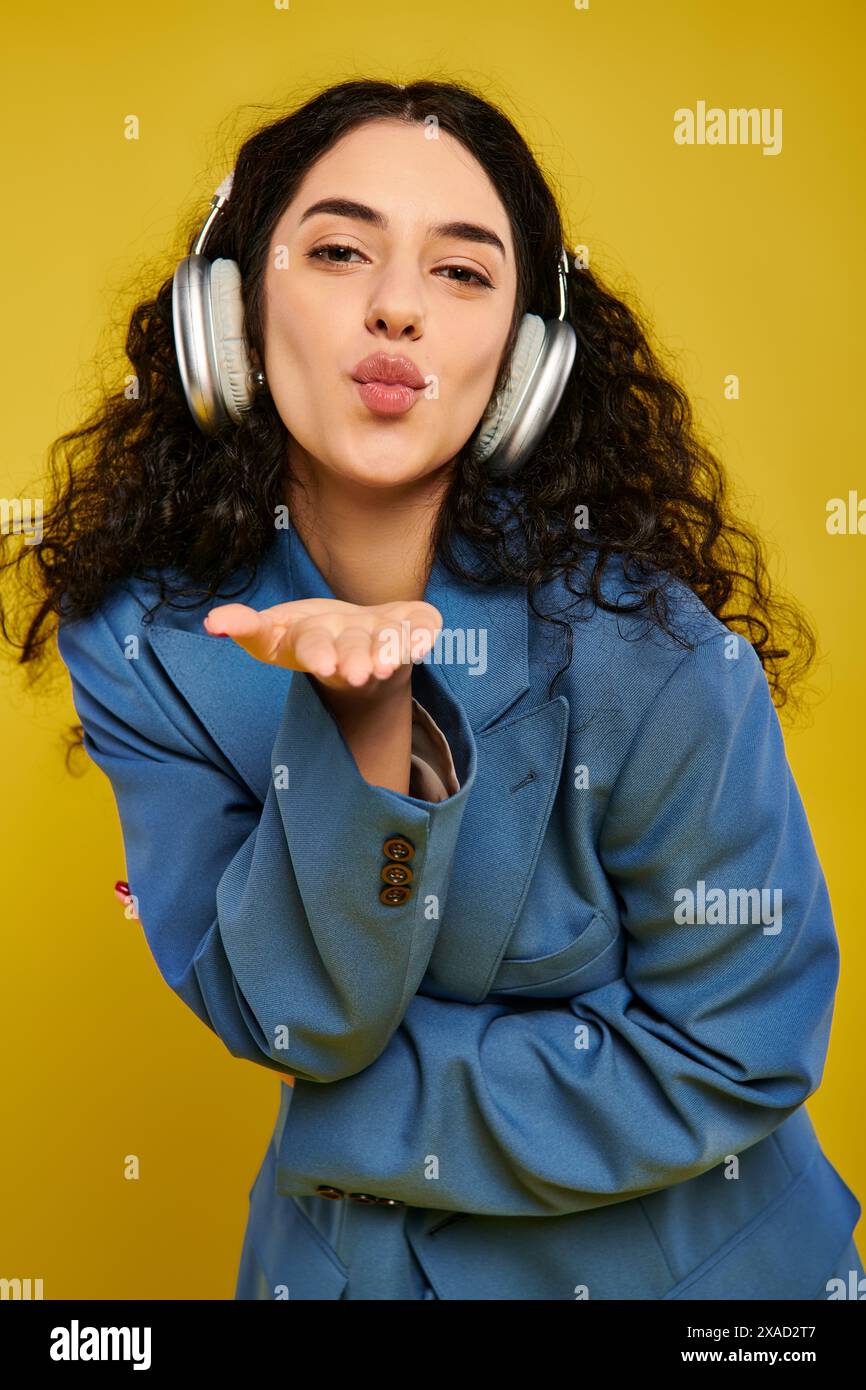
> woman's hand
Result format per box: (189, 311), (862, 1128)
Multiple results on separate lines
(203, 598), (443, 696)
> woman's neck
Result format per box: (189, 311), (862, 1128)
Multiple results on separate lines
(282, 451), (453, 608)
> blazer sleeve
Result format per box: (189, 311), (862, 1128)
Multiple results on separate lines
(56, 605), (477, 1084)
(273, 631), (841, 1217)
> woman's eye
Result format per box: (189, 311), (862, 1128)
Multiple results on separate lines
(435, 265), (493, 289)
(305, 243), (492, 289)
(306, 243), (365, 266)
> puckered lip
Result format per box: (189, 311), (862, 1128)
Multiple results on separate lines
(351, 352), (427, 389)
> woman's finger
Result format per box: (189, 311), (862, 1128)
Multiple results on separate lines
(203, 604), (277, 662)
(291, 623), (339, 677)
(370, 623), (403, 678)
(332, 625), (376, 686)
(372, 610), (439, 668)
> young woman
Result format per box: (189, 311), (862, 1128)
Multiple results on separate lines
(6, 78), (863, 1300)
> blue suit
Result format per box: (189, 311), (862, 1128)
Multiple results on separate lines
(57, 516), (862, 1300)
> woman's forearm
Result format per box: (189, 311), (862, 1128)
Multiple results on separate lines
(309, 675), (414, 796)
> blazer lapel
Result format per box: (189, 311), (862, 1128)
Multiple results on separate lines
(145, 622), (293, 804)
(420, 691), (570, 1002)
(143, 518), (568, 1000)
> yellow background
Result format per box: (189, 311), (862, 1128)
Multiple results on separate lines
(1, 0), (863, 1297)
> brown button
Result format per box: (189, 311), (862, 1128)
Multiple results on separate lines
(315, 1185), (345, 1200)
(383, 835), (415, 862)
(380, 884), (411, 907)
(373, 1196), (406, 1208)
(347, 1191), (379, 1204)
(381, 862), (413, 886)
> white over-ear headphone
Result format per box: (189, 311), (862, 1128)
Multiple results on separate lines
(172, 170), (578, 479)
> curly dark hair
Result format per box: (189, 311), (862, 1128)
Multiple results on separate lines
(0, 76), (816, 757)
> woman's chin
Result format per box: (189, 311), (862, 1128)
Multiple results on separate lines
(326, 443), (455, 489)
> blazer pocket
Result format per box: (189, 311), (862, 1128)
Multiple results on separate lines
(661, 1151), (862, 1300)
(490, 910), (623, 998)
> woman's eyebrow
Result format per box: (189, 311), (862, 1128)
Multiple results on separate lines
(297, 197), (507, 259)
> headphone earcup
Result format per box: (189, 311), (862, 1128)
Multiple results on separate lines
(209, 258), (256, 421)
(172, 252), (257, 434)
(470, 311), (577, 478)
(470, 314), (547, 464)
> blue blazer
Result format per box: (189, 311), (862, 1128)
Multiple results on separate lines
(57, 517), (861, 1300)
